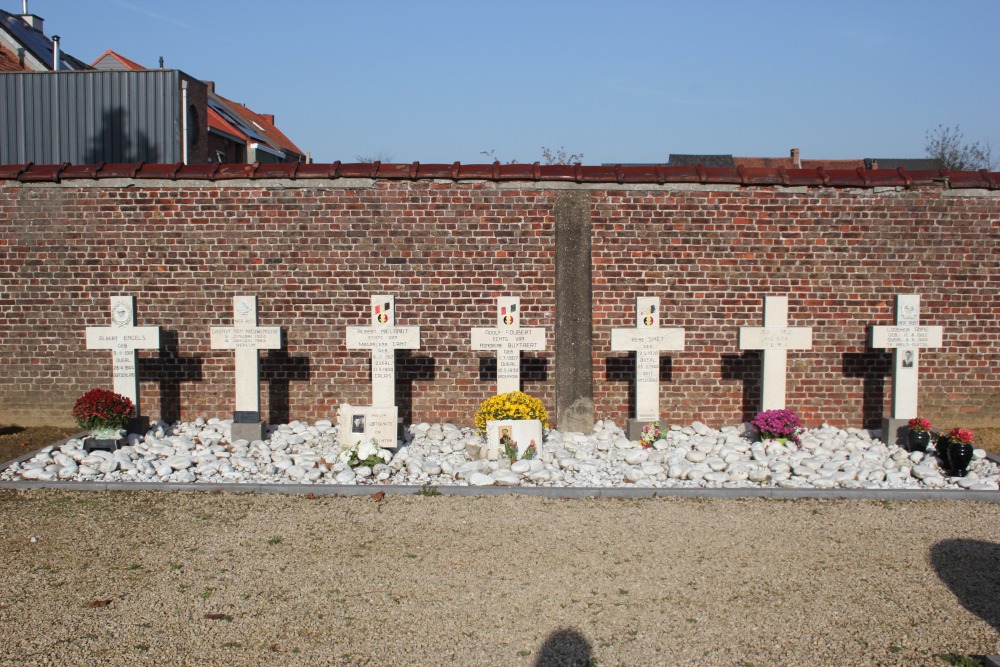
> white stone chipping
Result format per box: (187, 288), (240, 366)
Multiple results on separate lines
(2, 417), (997, 492)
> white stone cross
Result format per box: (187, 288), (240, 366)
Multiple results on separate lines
(470, 296), (547, 395)
(869, 294), (943, 420)
(85, 295), (160, 419)
(210, 296), (282, 420)
(345, 295), (421, 407)
(738, 295), (813, 411)
(610, 297), (685, 421)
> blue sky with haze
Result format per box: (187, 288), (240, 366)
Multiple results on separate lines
(11, 0), (999, 164)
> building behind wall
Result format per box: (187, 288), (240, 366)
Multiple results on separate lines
(0, 8), (305, 165)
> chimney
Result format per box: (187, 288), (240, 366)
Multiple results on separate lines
(790, 147), (800, 169)
(51, 35), (60, 71)
(262, 114), (275, 125)
(204, 80), (215, 93)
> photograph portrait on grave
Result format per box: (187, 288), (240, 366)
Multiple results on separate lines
(352, 414), (365, 433)
(903, 350), (914, 368)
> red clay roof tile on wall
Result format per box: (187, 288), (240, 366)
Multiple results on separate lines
(2, 162), (995, 189)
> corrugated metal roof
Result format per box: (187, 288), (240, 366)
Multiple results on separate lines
(0, 161), (996, 190)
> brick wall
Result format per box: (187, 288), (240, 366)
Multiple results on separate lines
(0, 178), (996, 431)
(180, 75), (211, 165)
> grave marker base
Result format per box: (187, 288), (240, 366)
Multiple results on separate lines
(84, 437), (122, 453)
(882, 417), (910, 448)
(232, 421), (267, 443)
(626, 418), (660, 442)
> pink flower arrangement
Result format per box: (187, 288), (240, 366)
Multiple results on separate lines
(751, 409), (803, 445)
(908, 417), (932, 433)
(949, 427), (975, 445)
(639, 422), (663, 448)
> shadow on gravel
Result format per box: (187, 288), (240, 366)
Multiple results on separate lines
(535, 628), (592, 667)
(931, 539), (1000, 632)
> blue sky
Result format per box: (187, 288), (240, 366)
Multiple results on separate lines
(12, 0), (999, 164)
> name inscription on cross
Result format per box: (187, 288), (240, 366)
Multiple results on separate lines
(738, 295), (813, 412)
(345, 295), (421, 407)
(85, 295), (160, 433)
(210, 295), (282, 442)
(610, 296), (685, 440)
(470, 296), (546, 395)
(869, 294), (944, 446)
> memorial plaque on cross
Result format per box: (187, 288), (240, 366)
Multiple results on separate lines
(470, 296), (546, 395)
(345, 295), (421, 407)
(611, 297), (685, 437)
(210, 296), (282, 441)
(738, 295), (813, 412)
(869, 294), (943, 445)
(85, 296), (160, 429)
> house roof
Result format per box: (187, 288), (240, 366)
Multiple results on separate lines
(733, 156), (795, 169)
(867, 158), (943, 171)
(210, 92), (305, 158)
(90, 49), (145, 71)
(0, 43), (23, 71)
(206, 105), (248, 144)
(668, 154), (736, 168)
(0, 10), (89, 71)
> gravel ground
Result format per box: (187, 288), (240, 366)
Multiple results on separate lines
(0, 490), (997, 666)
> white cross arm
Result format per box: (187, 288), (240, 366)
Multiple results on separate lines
(346, 326), (421, 350)
(86, 326), (160, 350)
(210, 327), (282, 350)
(470, 327), (546, 351)
(611, 328), (685, 352)
(870, 325), (943, 350)
(739, 327), (812, 350)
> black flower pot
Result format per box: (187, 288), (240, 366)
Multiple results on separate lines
(947, 442), (974, 477)
(907, 430), (930, 453)
(934, 436), (952, 469)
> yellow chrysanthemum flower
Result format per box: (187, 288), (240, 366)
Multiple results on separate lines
(474, 391), (549, 435)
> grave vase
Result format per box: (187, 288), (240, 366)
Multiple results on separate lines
(906, 430), (930, 453)
(934, 436), (952, 470)
(947, 442), (973, 477)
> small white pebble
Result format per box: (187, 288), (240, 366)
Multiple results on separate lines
(30, 536), (39, 543)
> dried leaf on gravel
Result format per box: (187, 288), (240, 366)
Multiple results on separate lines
(372, 491), (385, 502)
(87, 599), (112, 608)
(203, 613), (232, 621)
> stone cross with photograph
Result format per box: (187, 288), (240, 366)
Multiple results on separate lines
(470, 296), (546, 395)
(738, 295), (813, 412)
(869, 294), (944, 446)
(210, 295), (282, 442)
(343, 295), (421, 449)
(84, 295), (160, 433)
(611, 296), (685, 440)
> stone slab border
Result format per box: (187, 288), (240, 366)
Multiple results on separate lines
(0, 480), (998, 502)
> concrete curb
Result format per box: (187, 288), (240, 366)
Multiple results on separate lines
(0, 431), (87, 472)
(983, 655), (1000, 667)
(0, 479), (998, 502)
